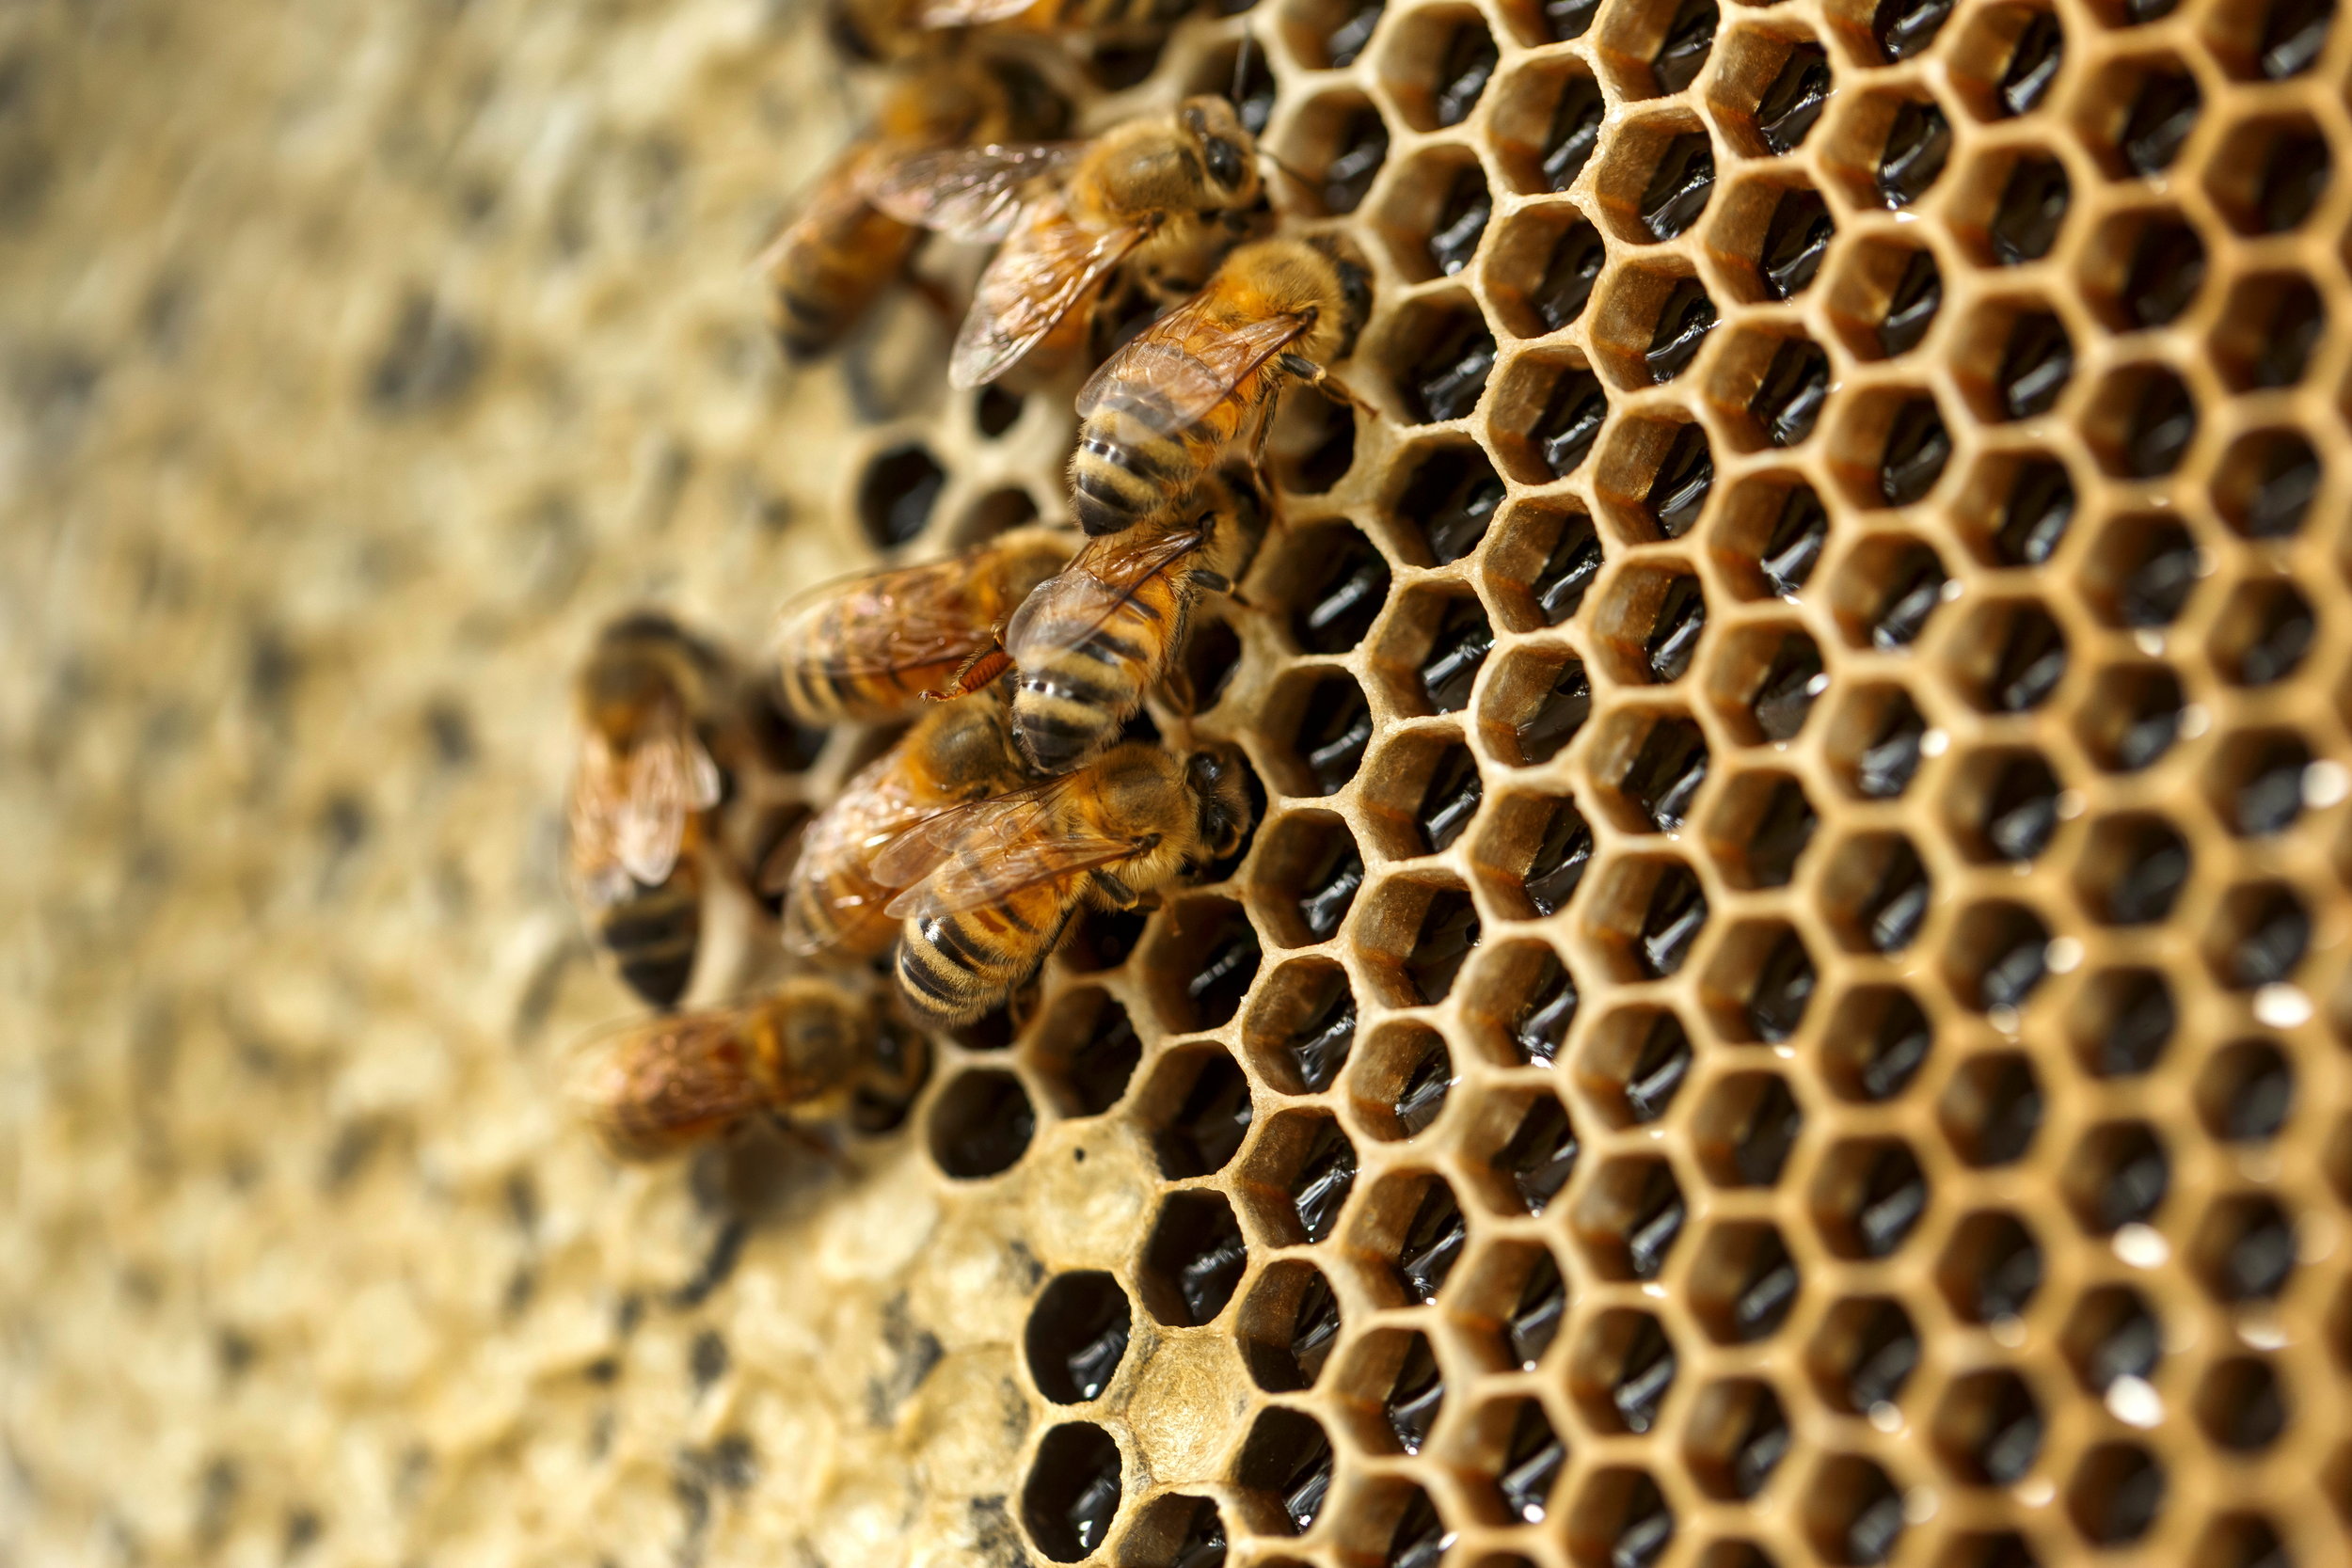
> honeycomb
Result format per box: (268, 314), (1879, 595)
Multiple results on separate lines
(5, 0), (2351, 1560)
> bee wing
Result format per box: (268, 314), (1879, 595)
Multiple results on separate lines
(868, 774), (1082, 891)
(773, 559), (1000, 683)
(612, 722), (722, 891)
(566, 741), (637, 910)
(1004, 522), (1208, 658)
(886, 834), (1147, 921)
(568, 1010), (768, 1158)
(862, 144), (1084, 243)
(754, 143), (879, 268)
(950, 212), (1148, 389)
(1074, 299), (1315, 436)
(916, 0), (1045, 26)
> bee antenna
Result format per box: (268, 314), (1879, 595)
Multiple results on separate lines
(1229, 28), (1259, 106)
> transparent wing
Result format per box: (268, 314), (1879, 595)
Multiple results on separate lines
(862, 144), (1082, 242)
(613, 721), (721, 890)
(1073, 298), (1313, 436)
(867, 774), (1081, 891)
(773, 557), (1000, 682)
(565, 739), (636, 909)
(917, 0), (1046, 25)
(1004, 522), (1206, 659)
(568, 1010), (767, 1156)
(951, 209), (1146, 388)
(885, 834), (1146, 921)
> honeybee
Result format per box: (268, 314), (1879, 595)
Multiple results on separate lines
(568, 980), (928, 1159)
(758, 55), (1066, 363)
(779, 688), (1038, 961)
(773, 527), (1074, 725)
(874, 742), (1253, 1024)
(863, 96), (1265, 389)
(1005, 463), (1268, 772)
(831, 0), (1195, 64)
(1067, 236), (1370, 536)
(569, 612), (765, 1007)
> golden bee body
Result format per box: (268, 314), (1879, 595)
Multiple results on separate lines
(1005, 464), (1266, 771)
(864, 98), (1264, 390)
(773, 528), (1073, 726)
(759, 55), (1064, 363)
(569, 980), (925, 1160)
(1067, 237), (1368, 536)
(875, 742), (1253, 1025)
(782, 690), (1037, 961)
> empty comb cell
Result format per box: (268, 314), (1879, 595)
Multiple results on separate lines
(1399, 448), (1503, 563)
(1758, 187), (1834, 299)
(1407, 314), (1496, 423)
(1876, 100), (1950, 207)
(1321, 105), (1390, 213)
(1640, 133), (1715, 239)
(1756, 44), (1831, 152)
(1324, 0), (1384, 65)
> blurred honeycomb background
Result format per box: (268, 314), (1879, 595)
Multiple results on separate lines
(5, 0), (2352, 1560)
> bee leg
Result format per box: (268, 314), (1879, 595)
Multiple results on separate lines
(924, 642), (1013, 701)
(1089, 869), (1142, 910)
(1279, 353), (1365, 412)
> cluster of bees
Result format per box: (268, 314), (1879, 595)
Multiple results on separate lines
(564, 0), (1374, 1162)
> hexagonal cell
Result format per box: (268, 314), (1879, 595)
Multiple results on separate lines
(2201, 110), (2332, 234)
(1241, 1107), (1359, 1244)
(1800, 1454), (1906, 1565)
(1948, 147), (2072, 267)
(1024, 1421), (1124, 1561)
(1707, 25), (1832, 157)
(1462, 790), (1591, 923)
(1945, 900), (2054, 1017)
(1476, 641), (1591, 768)
(1120, 1493), (1229, 1568)
(1572, 1154), (1688, 1280)
(1594, 567), (1709, 689)
(1588, 857), (1711, 980)
(1828, 388), (1954, 511)
(1687, 1220), (1800, 1343)
(1136, 1044), (1256, 1178)
(2081, 512), (2202, 629)
(1570, 1307), (1680, 1433)
(1597, 0), (1719, 98)
(1825, 232), (1944, 361)
(1365, 1170), (1472, 1303)
(1266, 668), (1375, 797)
(1281, 0), (1387, 69)
(1809, 1296), (1920, 1416)
(1484, 501), (1603, 632)
(1820, 984), (1931, 1103)
(2192, 1192), (2299, 1303)
(857, 443), (946, 548)
(2074, 813), (2193, 927)
(2074, 53), (2202, 179)
(2197, 1037), (2296, 1143)
(1946, 598), (2069, 714)
(1714, 471), (1829, 600)
(1238, 1259), (1343, 1392)
(1596, 412), (1716, 541)
(2194, 1355), (2287, 1451)
(2203, 0), (2336, 76)
(1813, 1137), (1931, 1259)
(1938, 1210), (2044, 1323)
(929, 1068), (1039, 1180)
(2066, 1443), (2166, 1547)
(1947, 746), (2062, 863)
(1471, 1087), (1581, 1216)
(1278, 90), (1391, 217)
(1371, 583), (1494, 718)
(1589, 709), (1711, 831)
(1725, 180), (1837, 304)
(2061, 1119), (2171, 1234)
(1369, 1481), (1455, 1567)
(1244, 958), (1358, 1093)
(2060, 1283), (2161, 1395)
(2207, 879), (2313, 989)
(1488, 55), (1608, 196)
(1827, 533), (1949, 655)
(1939, 1050), (2044, 1166)
(1703, 623), (1825, 746)
(1487, 352), (1609, 483)
(1947, 297), (2074, 425)
(1593, 110), (1716, 244)
(2213, 426), (2323, 537)
(2209, 577), (2316, 688)
(2074, 660), (2185, 773)
(2193, 1515), (2294, 1568)
(1381, 292), (1497, 426)
(1692, 1071), (1804, 1186)
(1947, 5), (2066, 120)
(1501, 1243), (1569, 1368)
(1378, 6), (1500, 132)
(1269, 520), (1391, 656)
(1476, 1396), (1568, 1523)
(2081, 205), (2208, 332)
(1579, 1004), (1695, 1127)
(1143, 897), (1262, 1034)
(1703, 769), (1819, 889)
(1356, 875), (1482, 1006)
(1350, 1021), (1454, 1141)
(1027, 1272), (1133, 1403)
(1033, 989), (1144, 1117)
(1825, 682), (1933, 800)
(1359, 730), (1482, 860)
(1139, 1190), (1249, 1326)
(1232, 1406), (1335, 1534)
(2212, 268), (2325, 389)
(1374, 147), (1495, 286)
(1949, 450), (2077, 569)
(2086, 361), (2198, 479)
(1932, 1370), (2044, 1488)
(1268, 389), (1359, 498)
(1820, 831), (1932, 955)
(1473, 938), (1581, 1066)
(1484, 204), (1607, 339)
(1565, 1468), (1677, 1568)
(1717, 329), (1833, 451)
(1250, 812), (1364, 948)
(1822, 87), (1953, 211)
(1707, 921), (1818, 1044)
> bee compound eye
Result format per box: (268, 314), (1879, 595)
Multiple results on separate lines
(1205, 136), (1245, 189)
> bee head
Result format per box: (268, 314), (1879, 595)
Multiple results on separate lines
(1178, 96), (1259, 205)
(1184, 745), (1255, 863)
(1303, 235), (1373, 359)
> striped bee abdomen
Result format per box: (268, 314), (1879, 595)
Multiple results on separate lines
(596, 869), (704, 1008)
